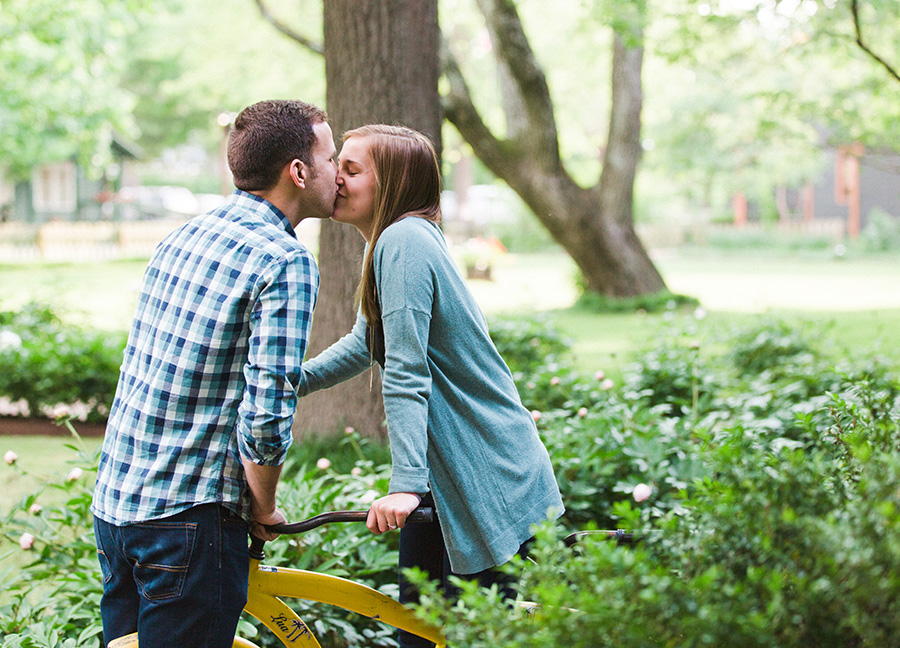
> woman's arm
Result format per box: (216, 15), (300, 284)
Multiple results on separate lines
(297, 311), (372, 395)
(374, 223), (441, 497)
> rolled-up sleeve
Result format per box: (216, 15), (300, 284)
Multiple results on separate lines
(238, 249), (318, 466)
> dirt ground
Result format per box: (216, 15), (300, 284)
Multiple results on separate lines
(0, 417), (106, 437)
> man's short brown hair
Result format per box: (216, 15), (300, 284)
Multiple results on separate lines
(227, 100), (327, 192)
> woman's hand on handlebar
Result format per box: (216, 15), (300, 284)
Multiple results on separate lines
(367, 493), (423, 534)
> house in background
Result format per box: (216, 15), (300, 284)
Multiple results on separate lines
(1, 135), (141, 224)
(733, 144), (900, 238)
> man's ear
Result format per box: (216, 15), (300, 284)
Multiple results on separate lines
(289, 159), (308, 188)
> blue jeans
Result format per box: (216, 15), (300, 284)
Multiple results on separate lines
(94, 503), (249, 648)
(398, 494), (530, 648)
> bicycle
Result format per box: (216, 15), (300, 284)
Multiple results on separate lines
(107, 508), (635, 648)
(108, 507), (445, 648)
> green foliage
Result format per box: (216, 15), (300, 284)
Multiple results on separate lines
(727, 317), (817, 375)
(408, 317), (900, 648)
(244, 438), (401, 648)
(1, 424), (104, 647)
(0, 303), (126, 422)
(488, 316), (573, 377)
(860, 208), (900, 252)
(0, 428), (400, 648)
(0, 0), (149, 178)
(3, 316), (899, 647)
(574, 288), (700, 314)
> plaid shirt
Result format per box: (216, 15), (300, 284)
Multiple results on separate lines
(92, 190), (318, 525)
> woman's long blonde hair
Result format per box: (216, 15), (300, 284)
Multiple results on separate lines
(346, 125), (442, 328)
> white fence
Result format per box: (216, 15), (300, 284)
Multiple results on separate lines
(0, 220), (188, 263)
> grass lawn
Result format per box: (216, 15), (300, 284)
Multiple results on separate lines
(2, 247), (899, 374)
(0, 258), (148, 331)
(1, 434), (102, 513)
(471, 248), (900, 376)
(551, 305), (900, 378)
(1, 246), (898, 598)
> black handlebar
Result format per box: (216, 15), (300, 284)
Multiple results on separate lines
(563, 529), (636, 547)
(248, 507), (434, 560)
(265, 507), (434, 534)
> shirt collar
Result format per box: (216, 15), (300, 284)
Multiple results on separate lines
(229, 189), (297, 238)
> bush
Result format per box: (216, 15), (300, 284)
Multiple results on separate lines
(1, 424), (104, 647)
(488, 315), (573, 378)
(859, 208), (900, 252)
(3, 315), (898, 647)
(0, 303), (126, 422)
(410, 371), (900, 648)
(0, 428), (400, 648)
(574, 288), (699, 314)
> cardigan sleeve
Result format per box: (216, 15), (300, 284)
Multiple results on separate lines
(375, 221), (438, 495)
(296, 311), (371, 396)
(381, 307), (432, 494)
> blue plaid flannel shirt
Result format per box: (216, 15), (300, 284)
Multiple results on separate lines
(92, 190), (318, 525)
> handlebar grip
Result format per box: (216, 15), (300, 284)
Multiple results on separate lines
(265, 506), (435, 535)
(563, 529), (636, 547)
(406, 507), (434, 524)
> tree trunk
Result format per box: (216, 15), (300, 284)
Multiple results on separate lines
(292, 0), (440, 440)
(444, 1), (666, 298)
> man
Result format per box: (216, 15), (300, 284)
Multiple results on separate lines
(92, 100), (337, 647)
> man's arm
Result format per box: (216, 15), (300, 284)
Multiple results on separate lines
(242, 458), (287, 541)
(238, 249), (318, 539)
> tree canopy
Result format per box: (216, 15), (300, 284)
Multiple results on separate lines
(2, 0), (896, 220)
(0, 0), (147, 178)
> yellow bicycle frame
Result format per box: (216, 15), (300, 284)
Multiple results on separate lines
(244, 555), (445, 647)
(107, 554), (445, 648)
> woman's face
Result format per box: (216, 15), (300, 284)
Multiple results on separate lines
(333, 136), (378, 240)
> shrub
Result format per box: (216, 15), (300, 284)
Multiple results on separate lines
(488, 315), (572, 378)
(3, 315), (898, 647)
(410, 376), (900, 648)
(859, 208), (900, 252)
(0, 303), (126, 422)
(1, 424), (104, 647)
(0, 428), (401, 648)
(574, 288), (699, 314)
(727, 318), (818, 376)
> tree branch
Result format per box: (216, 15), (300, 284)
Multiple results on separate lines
(851, 0), (900, 83)
(253, 0), (323, 55)
(440, 37), (515, 174)
(473, 0), (561, 159)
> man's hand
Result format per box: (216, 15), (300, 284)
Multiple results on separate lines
(367, 493), (422, 534)
(242, 457), (285, 541)
(251, 506), (287, 542)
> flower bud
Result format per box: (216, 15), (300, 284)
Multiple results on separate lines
(19, 532), (35, 550)
(633, 483), (652, 502)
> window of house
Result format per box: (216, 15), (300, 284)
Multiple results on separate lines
(32, 161), (77, 213)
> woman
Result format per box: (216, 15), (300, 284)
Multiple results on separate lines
(298, 125), (564, 646)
